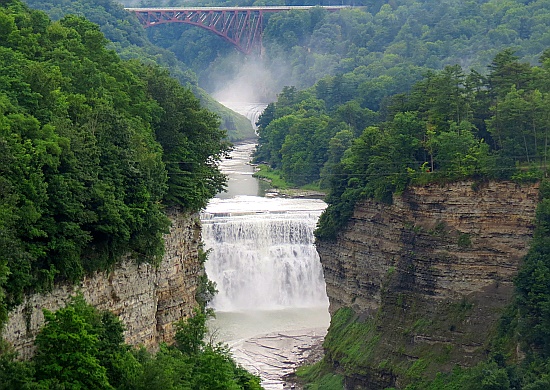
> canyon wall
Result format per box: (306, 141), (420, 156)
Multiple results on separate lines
(316, 181), (539, 389)
(2, 207), (202, 360)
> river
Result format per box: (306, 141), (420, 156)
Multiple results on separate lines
(201, 103), (330, 389)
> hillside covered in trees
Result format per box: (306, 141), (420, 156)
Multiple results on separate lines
(5, 0), (550, 388)
(251, 0), (550, 171)
(25, 0), (256, 141)
(0, 1), (263, 387)
(120, 0), (550, 98)
(312, 51), (550, 239)
(0, 0), (229, 325)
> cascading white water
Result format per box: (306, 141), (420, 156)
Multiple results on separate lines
(219, 102), (266, 130)
(202, 101), (329, 389)
(202, 196), (328, 311)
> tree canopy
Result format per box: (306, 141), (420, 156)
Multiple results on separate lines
(25, 0), (256, 141)
(0, 0), (229, 322)
(0, 295), (262, 390)
(253, 50), (550, 240)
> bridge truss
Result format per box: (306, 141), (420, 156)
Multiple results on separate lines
(126, 6), (350, 55)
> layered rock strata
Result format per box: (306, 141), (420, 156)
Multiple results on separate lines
(3, 207), (202, 360)
(317, 181), (539, 388)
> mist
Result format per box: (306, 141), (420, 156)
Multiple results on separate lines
(210, 55), (291, 105)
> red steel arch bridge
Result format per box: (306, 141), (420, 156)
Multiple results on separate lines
(125, 6), (350, 55)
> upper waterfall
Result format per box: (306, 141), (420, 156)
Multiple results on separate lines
(219, 102), (267, 130)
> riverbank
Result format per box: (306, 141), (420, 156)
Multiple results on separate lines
(227, 327), (327, 390)
(264, 188), (326, 199)
(253, 164), (326, 199)
(281, 334), (326, 390)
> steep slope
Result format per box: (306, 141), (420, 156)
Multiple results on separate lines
(23, 0), (256, 141)
(3, 208), (202, 359)
(316, 181), (539, 389)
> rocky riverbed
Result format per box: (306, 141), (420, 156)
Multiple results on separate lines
(227, 327), (326, 390)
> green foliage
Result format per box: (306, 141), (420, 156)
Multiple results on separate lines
(175, 307), (211, 356)
(0, 296), (261, 389)
(34, 296), (113, 389)
(196, 273), (218, 311)
(245, 2), (550, 239)
(254, 88), (341, 187)
(0, 0), (228, 325)
(24, 0), (255, 142)
(0, 339), (36, 390)
(42, 0), (550, 143)
(141, 65), (230, 210)
(307, 49), (550, 383)
(411, 362), (512, 390)
(296, 360), (344, 390)
(311, 51), (550, 240)
(457, 233), (472, 248)
(516, 180), (550, 358)
(322, 307), (380, 374)
(252, 165), (290, 189)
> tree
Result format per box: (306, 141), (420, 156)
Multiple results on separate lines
(516, 180), (550, 358)
(333, 100), (378, 137)
(0, 339), (36, 390)
(280, 115), (331, 185)
(174, 307), (211, 356)
(429, 121), (492, 180)
(34, 297), (113, 389)
(320, 129), (354, 189)
(488, 49), (533, 100)
(143, 65), (229, 211)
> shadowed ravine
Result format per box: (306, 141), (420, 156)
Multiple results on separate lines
(201, 103), (330, 389)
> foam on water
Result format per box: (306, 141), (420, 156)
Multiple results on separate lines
(201, 108), (329, 389)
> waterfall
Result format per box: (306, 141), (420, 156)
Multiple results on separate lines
(219, 102), (266, 130)
(202, 196), (328, 312)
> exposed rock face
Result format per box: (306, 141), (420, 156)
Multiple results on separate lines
(317, 181), (539, 389)
(3, 207), (202, 360)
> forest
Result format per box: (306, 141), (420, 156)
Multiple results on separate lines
(126, 0), (550, 98)
(0, 0), (231, 331)
(306, 51), (550, 239)
(24, 0), (256, 141)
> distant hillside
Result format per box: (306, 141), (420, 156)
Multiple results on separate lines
(24, 0), (256, 141)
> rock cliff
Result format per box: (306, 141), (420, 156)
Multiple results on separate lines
(3, 207), (202, 360)
(316, 181), (539, 389)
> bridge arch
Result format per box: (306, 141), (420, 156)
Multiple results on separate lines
(126, 6), (351, 55)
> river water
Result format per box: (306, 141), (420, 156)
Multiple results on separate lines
(201, 103), (330, 389)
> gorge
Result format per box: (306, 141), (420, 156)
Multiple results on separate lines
(5, 0), (550, 388)
(201, 104), (330, 389)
